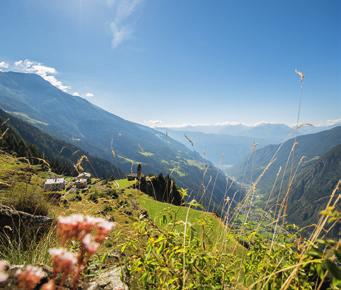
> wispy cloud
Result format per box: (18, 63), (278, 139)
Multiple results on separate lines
(0, 61), (9, 71)
(85, 92), (95, 98)
(326, 118), (341, 126)
(145, 120), (162, 127)
(14, 59), (70, 92)
(109, 0), (143, 48)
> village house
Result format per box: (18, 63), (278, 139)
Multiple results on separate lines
(44, 178), (65, 191)
(77, 172), (91, 181)
(127, 173), (139, 181)
(75, 178), (88, 189)
(127, 163), (144, 181)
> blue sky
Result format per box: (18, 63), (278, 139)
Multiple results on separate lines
(0, 0), (340, 127)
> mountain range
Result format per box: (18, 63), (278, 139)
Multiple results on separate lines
(0, 71), (243, 210)
(159, 122), (339, 168)
(230, 126), (341, 192)
(160, 129), (268, 167)
(165, 122), (339, 143)
(230, 126), (341, 233)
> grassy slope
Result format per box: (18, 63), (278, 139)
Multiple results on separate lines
(0, 152), (241, 264)
(137, 194), (242, 250)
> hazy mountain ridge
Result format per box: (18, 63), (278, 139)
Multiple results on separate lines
(230, 126), (341, 193)
(164, 122), (339, 144)
(159, 123), (339, 169)
(160, 129), (268, 166)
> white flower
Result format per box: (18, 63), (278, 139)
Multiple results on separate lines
(48, 248), (77, 265)
(15, 265), (46, 279)
(0, 272), (8, 283)
(58, 214), (85, 225)
(82, 234), (100, 255)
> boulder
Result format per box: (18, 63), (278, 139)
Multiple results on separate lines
(0, 205), (53, 238)
(86, 267), (128, 290)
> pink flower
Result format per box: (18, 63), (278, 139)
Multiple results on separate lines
(82, 234), (100, 255)
(95, 220), (116, 243)
(48, 248), (77, 274)
(41, 279), (56, 290)
(0, 260), (9, 283)
(16, 265), (46, 290)
(57, 214), (89, 243)
(57, 214), (115, 244)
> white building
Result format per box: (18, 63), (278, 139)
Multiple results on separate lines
(44, 178), (65, 191)
(77, 172), (91, 181)
(75, 178), (88, 189)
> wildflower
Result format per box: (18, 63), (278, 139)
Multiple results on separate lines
(57, 214), (87, 243)
(41, 279), (56, 290)
(49, 248), (77, 274)
(16, 265), (46, 290)
(82, 234), (100, 255)
(57, 214), (115, 243)
(0, 260), (9, 283)
(95, 220), (116, 243)
(57, 214), (114, 243)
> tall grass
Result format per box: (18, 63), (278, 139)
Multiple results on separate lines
(0, 228), (56, 265)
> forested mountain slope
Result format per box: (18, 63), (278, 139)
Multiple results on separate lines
(0, 108), (123, 178)
(285, 144), (341, 236)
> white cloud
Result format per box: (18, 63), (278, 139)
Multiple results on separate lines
(145, 120), (162, 127)
(73, 91), (81, 96)
(109, 0), (143, 48)
(326, 118), (341, 126)
(111, 23), (132, 48)
(14, 59), (70, 92)
(85, 92), (95, 98)
(0, 61), (9, 71)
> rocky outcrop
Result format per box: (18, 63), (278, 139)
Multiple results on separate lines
(0, 205), (53, 238)
(87, 267), (128, 290)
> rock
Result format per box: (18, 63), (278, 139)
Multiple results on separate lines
(86, 267), (128, 290)
(0, 205), (53, 238)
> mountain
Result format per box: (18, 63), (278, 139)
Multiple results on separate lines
(165, 123), (337, 145)
(160, 129), (268, 167)
(230, 126), (341, 193)
(0, 108), (123, 179)
(285, 144), (340, 236)
(0, 71), (243, 209)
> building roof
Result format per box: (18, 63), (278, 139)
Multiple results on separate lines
(77, 172), (91, 178)
(45, 178), (65, 184)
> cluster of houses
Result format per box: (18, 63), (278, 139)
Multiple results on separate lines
(43, 164), (144, 192)
(43, 172), (91, 191)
